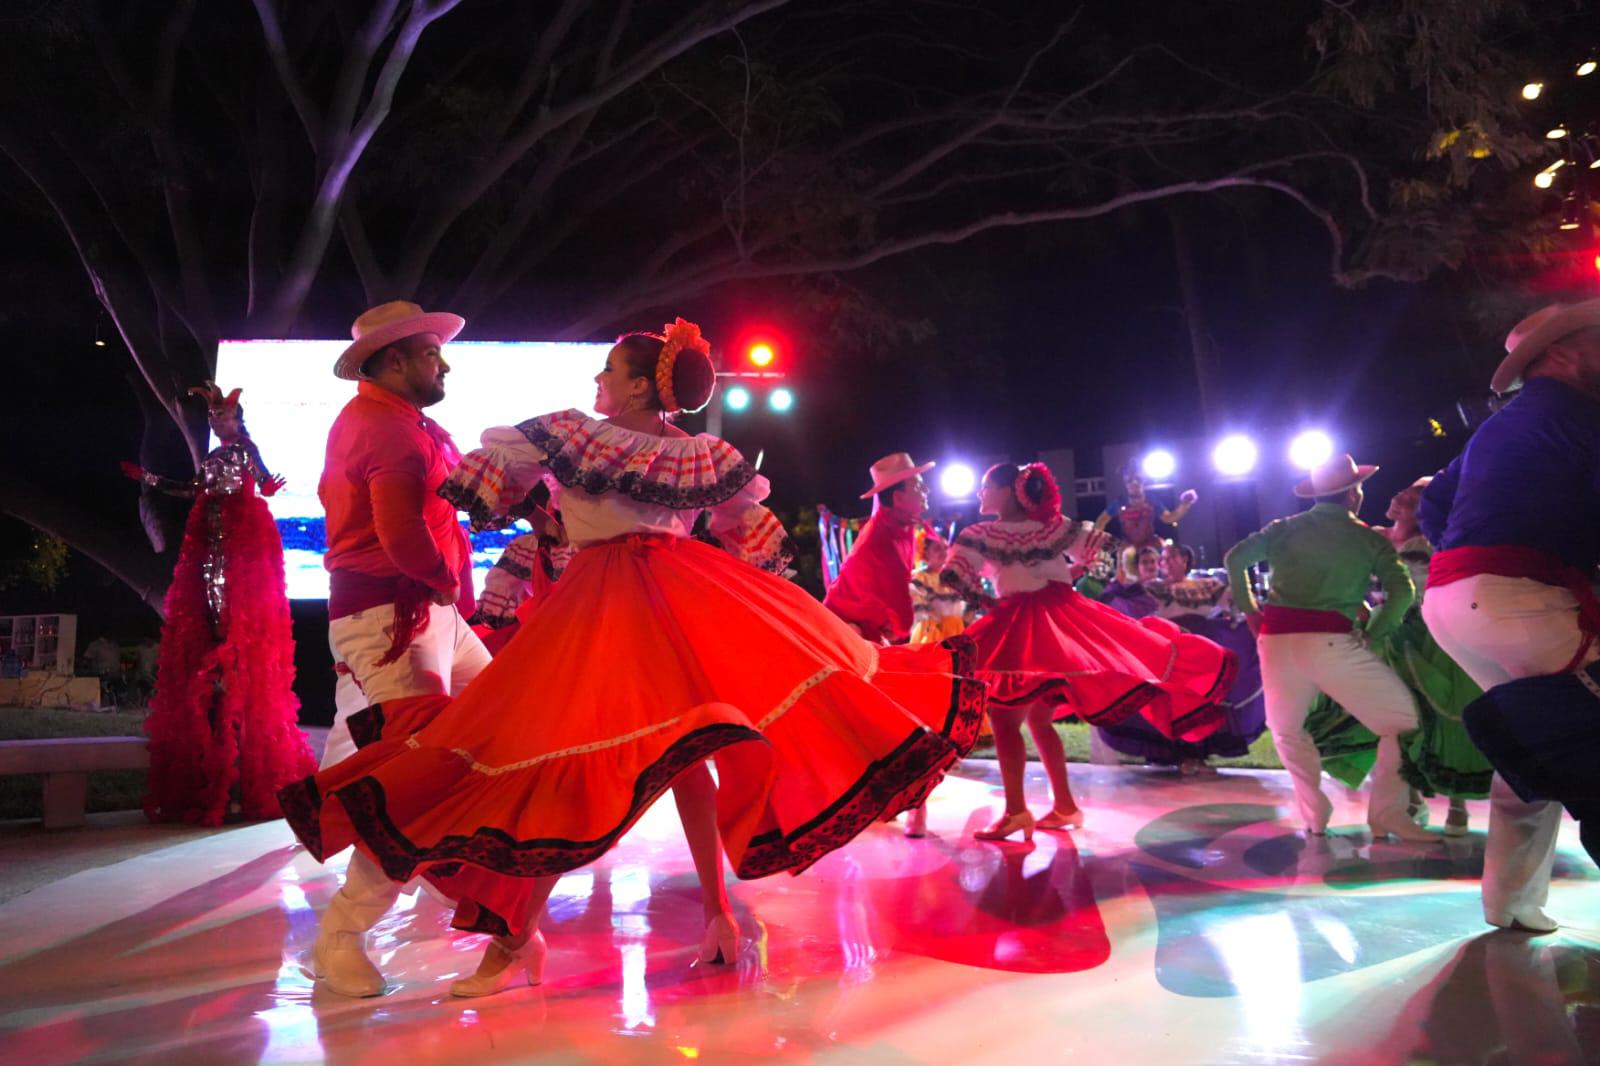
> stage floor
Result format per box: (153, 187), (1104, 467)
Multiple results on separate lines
(2, 762), (1598, 1065)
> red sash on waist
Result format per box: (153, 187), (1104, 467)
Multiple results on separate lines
(1429, 545), (1600, 637)
(329, 557), (475, 667)
(1259, 605), (1354, 635)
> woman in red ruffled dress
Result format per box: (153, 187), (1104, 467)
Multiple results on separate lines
(279, 320), (985, 998)
(943, 462), (1236, 841)
(126, 384), (316, 826)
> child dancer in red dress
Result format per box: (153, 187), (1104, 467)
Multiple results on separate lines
(944, 462), (1235, 841)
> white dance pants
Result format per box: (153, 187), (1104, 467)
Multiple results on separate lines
(1423, 575), (1597, 929)
(1258, 632), (1418, 831)
(322, 601), (492, 770)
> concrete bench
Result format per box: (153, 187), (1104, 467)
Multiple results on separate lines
(0, 737), (149, 828)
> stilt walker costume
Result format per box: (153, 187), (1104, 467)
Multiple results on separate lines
(132, 384), (314, 826)
(1419, 298), (1600, 933)
(1225, 454), (1433, 841)
(280, 320), (987, 956)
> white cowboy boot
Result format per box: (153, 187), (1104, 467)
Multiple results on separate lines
(310, 852), (401, 997)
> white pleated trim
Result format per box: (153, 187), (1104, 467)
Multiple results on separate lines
(437, 716), (686, 777)
(757, 666), (838, 730)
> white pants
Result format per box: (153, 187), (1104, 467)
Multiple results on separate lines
(321, 601), (492, 769)
(1423, 575), (1597, 929)
(1258, 632), (1419, 831)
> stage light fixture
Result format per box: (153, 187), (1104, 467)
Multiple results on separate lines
(939, 462), (977, 498)
(1578, 59), (1597, 77)
(1212, 434), (1258, 478)
(1288, 430), (1334, 470)
(1522, 81), (1544, 100)
(1559, 192), (1582, 230)
(1140, 449), (1177, 481)
(1548, 126), (1570, 139)
(1535, 171), (1556, 189)
(725, 385), (752, 411)
(767, 387), (794, 413)
(748, 343), (775, 368)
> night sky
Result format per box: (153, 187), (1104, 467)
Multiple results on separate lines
(2, 1), (1596, 639)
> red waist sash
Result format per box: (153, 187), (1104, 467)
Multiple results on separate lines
(1259, 605), (1354, 635)
(1429, 546), (1600, 636)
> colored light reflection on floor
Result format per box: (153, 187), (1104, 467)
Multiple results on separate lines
(2, 763), (1598, 1064)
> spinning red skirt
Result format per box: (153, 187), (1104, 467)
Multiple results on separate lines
(280, 534), (986, 938)
(964, 580), (1234, 741)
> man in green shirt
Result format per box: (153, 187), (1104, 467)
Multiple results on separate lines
(1225, 454), (1436, 842)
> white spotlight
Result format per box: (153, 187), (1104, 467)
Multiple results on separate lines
(1212, 434), (1259, 478)
(724, 385), (752, 411)
(1140, 449), (1177, 482)
(1522, 81), (1544, 100)
(939, 463), (976, 498)
(1288, 430), (1335, 471)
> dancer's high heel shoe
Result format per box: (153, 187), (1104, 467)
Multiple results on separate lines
(974, 810), (1035, 842)
(903, 804), (928, 838)
(699, 913), (739, 964)
(450, 930), (546, 998)
(1036, 807), (1084, 831)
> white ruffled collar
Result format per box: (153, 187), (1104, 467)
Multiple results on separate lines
(516, 410), (756, 509)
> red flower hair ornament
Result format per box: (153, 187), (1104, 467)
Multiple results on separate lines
(655, 317), (712, 415)
(1013, 462), (1062, 520)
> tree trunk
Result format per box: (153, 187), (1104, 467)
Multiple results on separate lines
(1166, 204), (1226, 432)
(0, 471), (172, 618)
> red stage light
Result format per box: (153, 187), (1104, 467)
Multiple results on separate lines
(747, 342), (775, 367)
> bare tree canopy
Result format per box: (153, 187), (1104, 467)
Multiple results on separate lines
(0, 0), (1570, 610)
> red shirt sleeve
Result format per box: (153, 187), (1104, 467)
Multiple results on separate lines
(365, 422), (456, 591)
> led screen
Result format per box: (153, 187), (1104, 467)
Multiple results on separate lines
(214, 339), (609, 599)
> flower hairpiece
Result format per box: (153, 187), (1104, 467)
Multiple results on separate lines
(1013, 462), (1062, 519)
(656, 317), (711, 414)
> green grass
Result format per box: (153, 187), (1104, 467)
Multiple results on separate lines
(968, 720), (1285, 770)
(0, 707), (149, 820)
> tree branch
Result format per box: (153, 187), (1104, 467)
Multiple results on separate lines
(257, 0), (464, 332)
(393, 0), (791, 296)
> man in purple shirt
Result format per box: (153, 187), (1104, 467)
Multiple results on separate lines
(1420, 297), (1600, 933)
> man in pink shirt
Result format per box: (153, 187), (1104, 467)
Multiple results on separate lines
(318, 300), (490, 769)
(309, 301), (492, 997)
(824, 453), (934, 642)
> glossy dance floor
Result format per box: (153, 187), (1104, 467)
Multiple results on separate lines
(3, 763), (1599, 1064)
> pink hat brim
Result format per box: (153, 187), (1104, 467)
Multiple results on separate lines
(859, 461), (936, 499)
(1293, 464), (1378, 498)
(334, 312), (466, 380)
(1492, 299), (1600, 394)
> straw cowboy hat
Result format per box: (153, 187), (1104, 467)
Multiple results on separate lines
(859, 453), (935, 499)
(334, 300), (466, 381)
(1492, 297), (1600, 394)
(1294, 453), (1379, 498)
